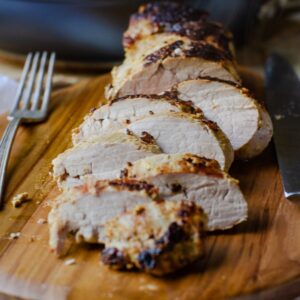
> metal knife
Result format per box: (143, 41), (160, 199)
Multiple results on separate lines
(265, 54), (300, 203)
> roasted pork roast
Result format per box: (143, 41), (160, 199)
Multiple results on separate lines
(47, 1), (274, 276)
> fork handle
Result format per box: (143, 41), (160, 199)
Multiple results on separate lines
(0, 118), (21, 207)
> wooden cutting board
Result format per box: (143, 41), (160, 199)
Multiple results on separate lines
(0, 70), (299, 300)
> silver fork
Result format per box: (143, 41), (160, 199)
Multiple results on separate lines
(0, 52), (56, 207)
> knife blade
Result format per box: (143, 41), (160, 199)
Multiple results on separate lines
(265, 54), (300, 203)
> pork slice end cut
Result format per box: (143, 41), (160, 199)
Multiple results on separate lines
(48, 179), (160, 255)
(101, 200), (207, 276)
(176, 78), (262, 152)
(235, 105), (273, 159)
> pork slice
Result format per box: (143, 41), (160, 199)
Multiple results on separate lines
(105, 39), (240, 100)
(122, 153), (247, 230)
(176, 78), (273, 156)
(72, 94), (202, 144)
(52, 131), (161, 189)
(48, 179), (159, 255)
(127, 112), (234, 171)
(101, 200), (207, 276)
(235, 105), (273, 159)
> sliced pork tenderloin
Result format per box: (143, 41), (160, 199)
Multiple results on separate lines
(175, 78), (273, 157)
(123, 2), (234, 55)
(48, 179), (160, 255)
(102, 200), (207, 276)
(121, 153), (247, 230)
(235, 105), (273, 159)
(105, 39), (240, 100)
(72, 94), (202, 144)
(127, 112), (234, 171)
(52, 130), (162, 189)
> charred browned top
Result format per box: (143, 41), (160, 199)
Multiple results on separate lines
(132, 2), (207, 27)
(180, 155), (224, 178)
(109, 93), (202, 115)
(109, 92), (179, 104)
(101, 200), (206, 274)
(125, 129), (134, 136)
(101, 247), (127, 270)
(184, 76), (256, 100)
(107, 178), (159, 196)
(124, 2), (232, 52)
(176, 201), (205, 219)
(144, 40), (181, 65)
(192, 76), (241, 88)
(143, 40), (232, 66)
(201, 117), (222, 132)
(140, 131), (156, 144)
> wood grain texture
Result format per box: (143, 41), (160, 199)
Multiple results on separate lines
(0, 71), (299, 300)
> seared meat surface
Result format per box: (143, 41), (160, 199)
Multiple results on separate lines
(123, 2), (233, 54)
(53, 130), (161, 189)
(235, 107), (273, 159)
(101, 200), (207, 276)
(48, 179), (160, 255)
(122, 153), (247, 230)
(105, 38), (239, 100)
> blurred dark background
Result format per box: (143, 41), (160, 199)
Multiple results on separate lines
(0, 0), (299, 73)
(0, 0), (282, 61)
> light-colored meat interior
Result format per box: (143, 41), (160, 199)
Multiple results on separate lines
(177, 79), (262, 152)
(48, 183), (156, 255)
(124, 153), (247, 230)
(73, 96), (200, 144)
(127, 112), (233, 171)
(53, 131), (161, 188)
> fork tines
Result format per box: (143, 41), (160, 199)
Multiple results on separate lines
(11, 52), (56, 118)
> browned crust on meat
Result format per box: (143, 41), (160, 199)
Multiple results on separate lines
(106, 178), (159, 198)
(101, 200), (207, 275)
(74, 178), (160, 199)
(191, 76), (241, 88)
(125, 129), (134, 136)
(140, 131), (156, 144)
(121, 154), (225, 180)
(131, 2), (208, 25)
(110, 92), (180, 103)
(193, 76), (255, 97)
(109, 93), (202, 115)
(201, 118), (221, 132)
(123, 2), (232, 52)
(143, 40), (232, 66)
(179, 156), (224, 178)
(101, 248), (128, 269)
